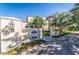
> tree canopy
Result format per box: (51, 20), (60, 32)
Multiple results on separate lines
(28, 16), (46, 28)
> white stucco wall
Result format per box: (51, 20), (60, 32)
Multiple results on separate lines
(0, 16), (43, 53)
(0, 16), (27, 52)
(1, 16), (26, 32)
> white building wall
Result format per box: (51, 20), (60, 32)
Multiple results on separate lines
(27, 16), (34, 22)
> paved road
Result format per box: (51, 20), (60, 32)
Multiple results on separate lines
(20, 33), (79, 55)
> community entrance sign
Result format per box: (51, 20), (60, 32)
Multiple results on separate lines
(29, 28), (42, 41)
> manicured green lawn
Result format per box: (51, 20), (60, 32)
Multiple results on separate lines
(60, 30), (74, 36)
(42, 31), (50, 36)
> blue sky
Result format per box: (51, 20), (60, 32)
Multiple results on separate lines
(0, 3), (74, 21)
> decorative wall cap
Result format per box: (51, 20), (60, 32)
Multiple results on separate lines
(0, 16), (26, 22)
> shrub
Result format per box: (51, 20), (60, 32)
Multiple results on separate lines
(2, 40), (46, 55)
